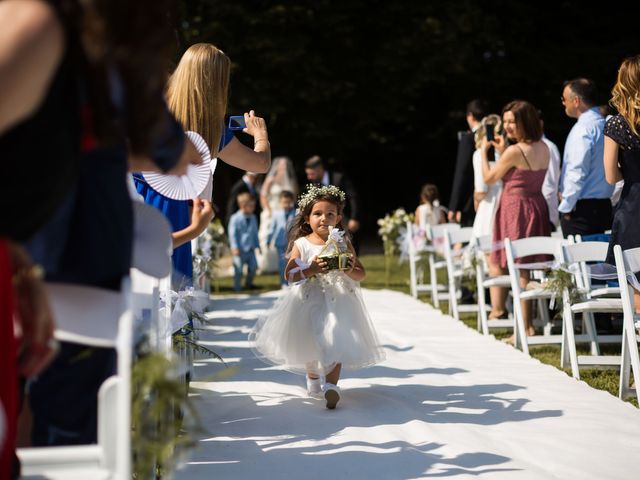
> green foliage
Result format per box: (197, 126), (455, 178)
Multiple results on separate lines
(131, 353), (197, 479)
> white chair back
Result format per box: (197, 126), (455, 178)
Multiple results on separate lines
(20, 280), (133, 479)
(426, 222), (460, 242)
(504, 236), (564, 354)
(562, 241), (609, 291)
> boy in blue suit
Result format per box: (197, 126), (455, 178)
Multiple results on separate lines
(266, 190), (296, 286)
(228, 192), (260, 291)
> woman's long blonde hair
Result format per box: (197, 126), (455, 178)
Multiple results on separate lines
(610, 54), (640, 137)
(166, 43), (231, 156)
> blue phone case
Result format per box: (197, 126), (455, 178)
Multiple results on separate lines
(228, 116), (246, 130)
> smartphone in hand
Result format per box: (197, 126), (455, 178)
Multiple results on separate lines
(485, 123), (495, 142)
(228, 116), (246, 130)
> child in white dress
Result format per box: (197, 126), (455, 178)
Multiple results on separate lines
(249, 184), (385, 409)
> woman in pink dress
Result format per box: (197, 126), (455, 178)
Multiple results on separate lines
(482, 100), (551, 338)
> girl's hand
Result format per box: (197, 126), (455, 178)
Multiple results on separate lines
(307, 255), (328, 276)
(190, 198), (214, 233)
(243, 110), (269, 141)
(345, 255), (356, 274)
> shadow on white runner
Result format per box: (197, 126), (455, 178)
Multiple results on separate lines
(177, 289), (640, 480)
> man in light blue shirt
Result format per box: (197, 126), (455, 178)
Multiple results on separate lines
(559, 78), (613, 237)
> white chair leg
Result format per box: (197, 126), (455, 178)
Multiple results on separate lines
(540, 298), (552, 337)
(429, 253), (439, 308)
(620, 319), (640, 400)
(476, 268), (488, 334)
(409, 255), (418, 299)
(513, 296), (530, 356)
(565, 309), (580, 379)
(584, 311), (600, 356)
(619, 327), (631, 399)
(449, 276), (458, 320)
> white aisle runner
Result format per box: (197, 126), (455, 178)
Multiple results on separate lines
(179, 289), (640, 480)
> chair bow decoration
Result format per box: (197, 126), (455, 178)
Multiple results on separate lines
(160, 287), (210, 334)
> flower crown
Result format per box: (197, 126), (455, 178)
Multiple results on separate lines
(298, 184), (346, 210)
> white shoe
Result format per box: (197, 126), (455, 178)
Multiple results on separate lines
(306, 376), (323, 398)
(322, 383), (341, 409)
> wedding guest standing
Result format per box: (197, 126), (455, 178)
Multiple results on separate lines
(559, 78), (613, 236)
(603, 55), (640, 312)
(137, 43), (272, 284)
(226, 171), (261, 226)
(448, 99), (488, 226)
(471, 115), (506, 319)
(483, 100), (551, 339)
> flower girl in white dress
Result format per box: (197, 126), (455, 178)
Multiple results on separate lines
(249, 185), (385, 409)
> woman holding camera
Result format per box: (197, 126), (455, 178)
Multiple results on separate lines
(482, 100), (551, 337)
(135, 43), (272, 283)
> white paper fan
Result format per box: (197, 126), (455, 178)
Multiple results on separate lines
(142, 131), (212, 200)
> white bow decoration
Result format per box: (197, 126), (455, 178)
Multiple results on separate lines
(288, 257), (311, 286)
(160, 287), (210, 334)
(327, 226), (346, 245)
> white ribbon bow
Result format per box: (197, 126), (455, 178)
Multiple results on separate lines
(160, 287), (210, 333)
(327, 226), (346, 244)
(288, 257), (311, 286)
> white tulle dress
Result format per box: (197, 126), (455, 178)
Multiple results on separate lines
(249, 236), (385, 376)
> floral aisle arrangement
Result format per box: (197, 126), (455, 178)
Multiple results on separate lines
(193, 218), (229, 292)
(377, 208), (413, 286)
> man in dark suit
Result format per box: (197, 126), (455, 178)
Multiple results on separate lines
(304, 155), (361, 253)
(225, 171), (261, 226)
(448, 99), (488, 227)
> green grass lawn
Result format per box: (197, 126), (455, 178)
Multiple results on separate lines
(211, 252), (637, 407)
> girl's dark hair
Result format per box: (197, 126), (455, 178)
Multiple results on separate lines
(502, 100), (543, 142)
(286, 193), (347, 255)
(420, 184), (439, 204)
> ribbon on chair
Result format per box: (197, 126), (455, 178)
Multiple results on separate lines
(160, 287), (210, 334)
(288, 258), (311, 286)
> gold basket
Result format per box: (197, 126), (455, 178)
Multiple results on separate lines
(318, 252), (352, 270)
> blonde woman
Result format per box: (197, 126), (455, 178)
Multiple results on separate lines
(135, 43), (271, 283)
(471, 114), (503, 239)
(472, 115), (506, 319)
(603, 54), (640, 312)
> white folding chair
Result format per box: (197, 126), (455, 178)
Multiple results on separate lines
(474, 234), (512, 335)
(443, 227), (488, 321)
(18, 281), (133, 480)
(406, 221), (431, 299)
(425, 223), (460, 307)
(613, 245), (640, 402)
(504, 236), (564, 355)
(559, 241), (623, 378)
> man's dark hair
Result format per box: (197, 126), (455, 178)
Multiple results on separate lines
(305, 155), (324, 169)
(279, 190), (295, 201)
(466, 99), (489, 122)
(563, 78), (598, 106)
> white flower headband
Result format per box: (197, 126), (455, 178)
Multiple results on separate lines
(298, 184), (346, 210)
